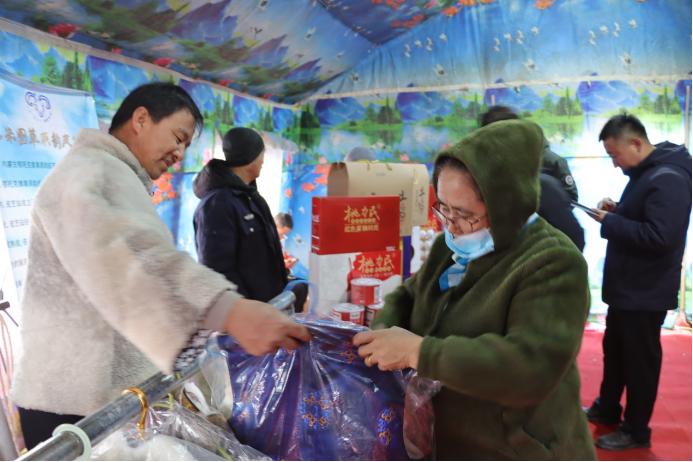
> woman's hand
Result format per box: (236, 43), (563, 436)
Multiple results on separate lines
(353, 326), (423, 371)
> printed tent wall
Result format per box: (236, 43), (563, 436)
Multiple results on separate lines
(0, 0), (689, 314)
(0, 0), (690, 352)
(0, 0), (690, 456)
(278, 0), (692, 318)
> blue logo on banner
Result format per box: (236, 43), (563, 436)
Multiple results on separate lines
(25, 91), (52, 122)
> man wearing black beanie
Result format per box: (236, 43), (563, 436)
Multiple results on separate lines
(193, 127), (288, 303)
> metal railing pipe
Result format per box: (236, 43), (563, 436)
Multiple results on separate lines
(18, 291), (296, 461)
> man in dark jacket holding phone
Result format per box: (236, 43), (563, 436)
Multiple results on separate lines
(585, 114), (691, 450)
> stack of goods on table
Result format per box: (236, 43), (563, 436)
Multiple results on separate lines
(310, 195), (402, 326)
(326, 161), (430, 279)
(332, 275), (385, 327)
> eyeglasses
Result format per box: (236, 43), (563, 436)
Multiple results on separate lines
(431, 202), (486, 233)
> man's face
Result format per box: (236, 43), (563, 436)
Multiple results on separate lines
(603, 136), (642, 171)
(247, 150), (265, 181)
(276, 223), (291, 240)
(130, 107), (195, 180)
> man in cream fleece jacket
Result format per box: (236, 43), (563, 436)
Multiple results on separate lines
(11, 82), (310, 450)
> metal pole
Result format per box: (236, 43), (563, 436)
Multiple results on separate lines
(18, 291), (296, 461)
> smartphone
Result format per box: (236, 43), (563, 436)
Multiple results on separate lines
(571, 201), (601, 218)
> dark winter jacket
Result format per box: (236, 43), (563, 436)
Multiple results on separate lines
(539, 173), (585, 251)
(375, 120), (595, 460)
(601, 141), (692, 311)
(542, 141), (579, 202)
(193, 159), (288, 302)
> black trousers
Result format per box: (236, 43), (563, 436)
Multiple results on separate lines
(18, 407), (83, 451)
(288, 279), (308, 313)
(597, 308), (667, 441)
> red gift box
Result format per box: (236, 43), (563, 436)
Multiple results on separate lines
(311, 196), (400, 255)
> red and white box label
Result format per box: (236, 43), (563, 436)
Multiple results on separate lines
(311, 196), (399, 255)
(310, 249), (401, 317)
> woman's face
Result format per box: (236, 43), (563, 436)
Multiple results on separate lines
(435, 167), (489, 236)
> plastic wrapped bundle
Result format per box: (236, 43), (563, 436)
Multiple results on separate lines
(92, 431), (222, 461)
(149, 401), (270, 460)
(217, 317), (409, 460)
(403, 373), (441, 460)
(92, 400), (269, 461)
(91, 402), (224, 461)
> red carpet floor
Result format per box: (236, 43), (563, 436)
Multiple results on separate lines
(578, 324), (692, 461)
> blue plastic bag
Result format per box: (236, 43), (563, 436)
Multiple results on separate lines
(217, 317), (409, 460)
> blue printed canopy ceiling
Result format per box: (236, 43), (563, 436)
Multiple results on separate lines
(0, 1), (689, 104)
(0, 0), (486, 103)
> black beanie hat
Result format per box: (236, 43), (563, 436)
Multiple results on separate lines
(222, 127), (265, 167)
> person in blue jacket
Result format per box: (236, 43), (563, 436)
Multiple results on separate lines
(193, 127), (288, 303)
(584, 114), (692, 450)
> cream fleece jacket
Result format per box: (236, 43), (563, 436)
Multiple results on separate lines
(11, 129), (240, 415)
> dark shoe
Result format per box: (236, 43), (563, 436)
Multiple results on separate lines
(583, 400), (621, 425)
(596, 430), (650, 450)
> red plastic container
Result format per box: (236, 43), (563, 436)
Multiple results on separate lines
(331, 302), (365, 325)
(350, 277), (382, 306)
(365, 301), (385, 327)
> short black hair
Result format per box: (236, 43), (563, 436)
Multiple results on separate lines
(275, 212), (293, 229)
(479, 105), (519, 127)
(598, 113), (649, 142)
(109, 82), (203, 134)
(432, 155), (482, 201)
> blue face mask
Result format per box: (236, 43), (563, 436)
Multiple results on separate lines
(444, 227), (495, 262)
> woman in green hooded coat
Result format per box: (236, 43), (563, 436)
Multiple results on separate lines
(354, 119), (596, 460)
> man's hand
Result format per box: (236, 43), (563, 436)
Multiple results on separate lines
(597, 197), (618, 212)
(590, 197), (617, 223)
(224, 299), (311, 355)
(590, 208), (609, 223)
(353, 326), (423, 371)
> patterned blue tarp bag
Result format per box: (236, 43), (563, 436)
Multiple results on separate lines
(217, 317), (409, 460)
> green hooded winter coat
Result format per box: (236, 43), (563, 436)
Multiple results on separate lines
(375, 120), (596, 460)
